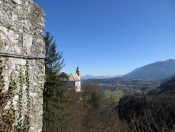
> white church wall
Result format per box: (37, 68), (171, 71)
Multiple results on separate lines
(75, 80), (81, 92)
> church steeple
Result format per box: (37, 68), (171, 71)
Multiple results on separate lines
(76, 67), (80, 76)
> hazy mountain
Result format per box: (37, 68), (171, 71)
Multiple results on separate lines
(85, 59), (175, 84)
(122, 59), (175, 80)
(82, 75), (121, 80)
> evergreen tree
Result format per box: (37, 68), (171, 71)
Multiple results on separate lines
(43, 32), (69, 132)
(43, 32), (65, 111)
(44, 32), (64, 82)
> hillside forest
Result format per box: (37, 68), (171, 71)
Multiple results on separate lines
(42, 32), (175, 132)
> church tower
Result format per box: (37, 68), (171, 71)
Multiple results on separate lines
(75, 67), (81, 92)
(76, 67), (80, 76)
(67, 67), (81, 92)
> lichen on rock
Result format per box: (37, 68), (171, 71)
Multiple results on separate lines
(0, 0), (45, 131)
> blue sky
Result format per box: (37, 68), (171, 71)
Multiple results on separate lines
(35, 0), (175, 76)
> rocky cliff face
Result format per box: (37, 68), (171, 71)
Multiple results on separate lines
(0, 0), (45, 131)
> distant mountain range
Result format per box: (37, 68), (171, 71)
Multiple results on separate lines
(81, 75), (121, 80)
(122, 59), (175, 80)
(84, 59), (175, 81)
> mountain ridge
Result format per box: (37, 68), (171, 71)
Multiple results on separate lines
(122, 59), (175, 80)
(81, 75), (121, 80)
(84, 59), (175, 82)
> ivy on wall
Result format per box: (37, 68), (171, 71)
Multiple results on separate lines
(0, 57), (31, 132)
(0, 57), (16, 132)
(14, 60), (31, 132)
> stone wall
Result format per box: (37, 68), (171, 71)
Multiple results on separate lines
(0, 0), (45, 131)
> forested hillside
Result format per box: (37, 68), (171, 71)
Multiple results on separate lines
(118, 76), (175, 132)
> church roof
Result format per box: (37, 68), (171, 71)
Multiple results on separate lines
(69, 73), (80, 81)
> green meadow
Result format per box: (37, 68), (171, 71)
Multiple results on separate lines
(105, 90), (125, 102)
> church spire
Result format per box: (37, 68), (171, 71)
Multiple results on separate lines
(76, 67), (80, 76)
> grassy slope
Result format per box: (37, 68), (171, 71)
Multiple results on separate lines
(105, 90), (125, 102)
